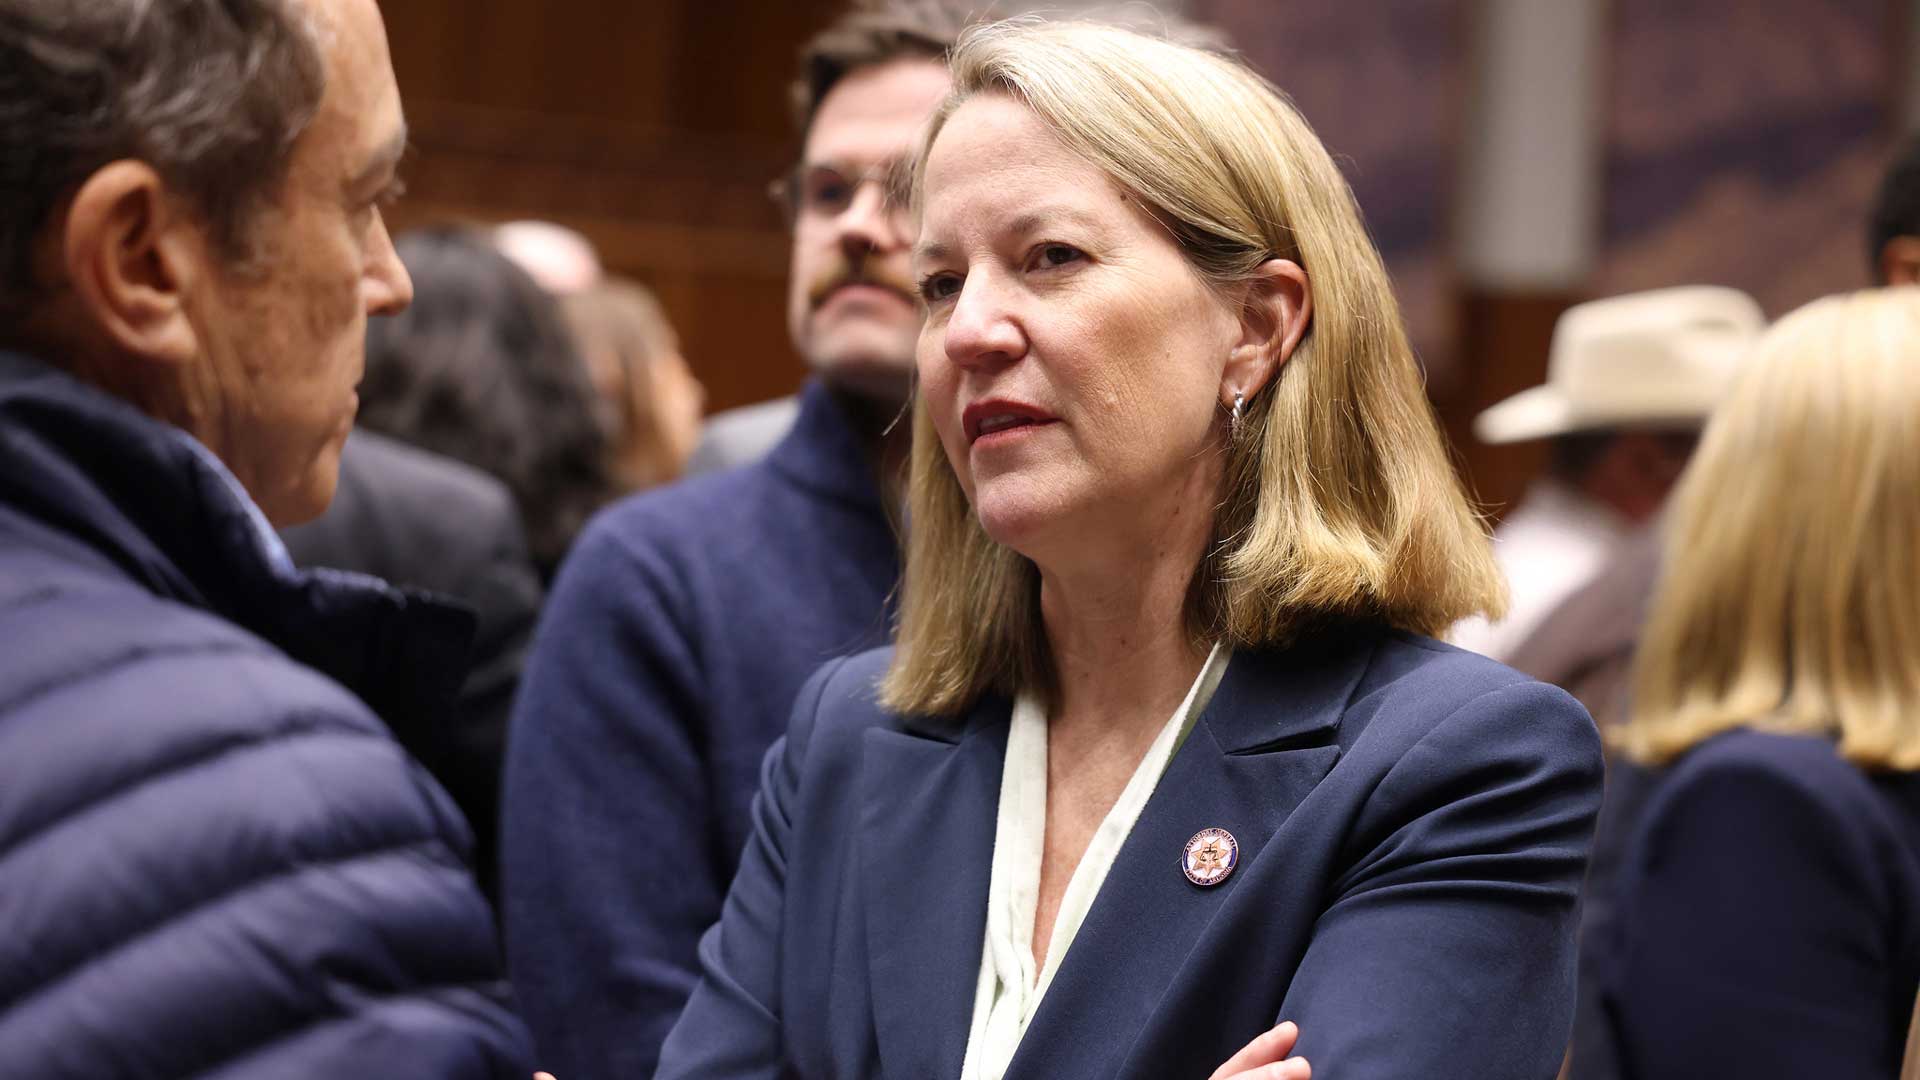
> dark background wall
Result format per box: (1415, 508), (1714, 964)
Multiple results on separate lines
(383, 0), (835, 417)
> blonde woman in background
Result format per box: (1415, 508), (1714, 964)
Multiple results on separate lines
(656, 20), (1602, 1080)
(563, 279), (707, 491)
(1574, 288), (1920, 1079)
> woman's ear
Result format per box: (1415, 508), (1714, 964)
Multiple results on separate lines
(60, 160), (203, 366)
(1221, 258), (1311, 410)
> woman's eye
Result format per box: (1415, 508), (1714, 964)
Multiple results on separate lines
(1031, 243), (1084, 270)
(917, 272), (962, 303)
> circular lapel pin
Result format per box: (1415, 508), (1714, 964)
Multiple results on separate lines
(1181, 827), (1239, 887)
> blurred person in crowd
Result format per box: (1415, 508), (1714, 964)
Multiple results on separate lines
(1869, 133), (1920, 286)
(0, 0), (534, 1074)
(1515, 132), (1920, 731)
(1556, 137), (1920, 1079)
(358, 224), (618, 580)
(500, 3), (965, 1075)
(495, 218), (606, 295)
(1570, 288), (1920, 1079)
(1504, 522), (1660, 730)
(1450, 287), (1763, 662)
(656, 19), (1602, 1080)
(280, 427), (543, 903)
(562, 278), (708, 490)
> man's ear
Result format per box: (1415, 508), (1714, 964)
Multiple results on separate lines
(60, 161), (203, 365)
(1221, 258), (1311, 410)
(1880, 235), (1920, 287)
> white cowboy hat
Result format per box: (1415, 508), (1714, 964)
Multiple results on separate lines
(1475, 286), (1766, 445)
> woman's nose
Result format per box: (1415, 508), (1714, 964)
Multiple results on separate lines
(941, 274), (1024, 371)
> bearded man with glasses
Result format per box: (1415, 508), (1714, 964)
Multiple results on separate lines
(500, 4), (964, 1079)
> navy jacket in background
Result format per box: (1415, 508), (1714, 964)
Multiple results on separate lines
(1573, 730), (1920, 1080)
(0, 352), (533, 1077)
(656, 632), (1605, 1079)
(503, 379), (900, 1080)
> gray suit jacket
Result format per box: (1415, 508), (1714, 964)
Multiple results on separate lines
(684, 395), (801, 476)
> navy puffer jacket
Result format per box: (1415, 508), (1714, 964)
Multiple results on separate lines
(0, 352), (534, 1077)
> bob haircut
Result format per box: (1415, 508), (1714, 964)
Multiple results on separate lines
(1618, 287), (1920, 771)
(882, 20), (1505, 716)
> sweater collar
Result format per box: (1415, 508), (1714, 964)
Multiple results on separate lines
(763, 378), (893, 511)
(0, 350), (472, 723)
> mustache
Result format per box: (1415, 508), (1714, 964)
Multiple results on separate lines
(807, 255), (916, 309)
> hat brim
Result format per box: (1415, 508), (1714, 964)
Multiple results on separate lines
(1475, 387), (1713, 444)
(1474, 386), (1574, 445)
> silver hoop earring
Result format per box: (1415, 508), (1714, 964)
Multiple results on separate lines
(1231, 392), (1245, 424)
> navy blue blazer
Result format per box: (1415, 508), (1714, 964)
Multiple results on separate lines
(1573, 730), (1920, 1079)
(656, 626), (1604, 1079)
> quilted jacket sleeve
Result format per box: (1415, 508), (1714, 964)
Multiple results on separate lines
(0, 593), (533, 1079)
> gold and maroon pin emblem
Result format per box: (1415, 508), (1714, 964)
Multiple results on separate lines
(1181, 827), (1239, 887)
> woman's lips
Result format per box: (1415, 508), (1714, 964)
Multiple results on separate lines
(971, 417), (1058, 447)
(963, 400), (1060, 444)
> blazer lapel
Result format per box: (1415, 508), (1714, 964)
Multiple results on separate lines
(1003, 631), (1378, 1080)
(860, 697), (1010, 1080)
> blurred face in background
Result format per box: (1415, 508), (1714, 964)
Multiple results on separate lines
(583, 328), (704, 483)
(784, 58), (950, 406)
(570, 286), (706, 489)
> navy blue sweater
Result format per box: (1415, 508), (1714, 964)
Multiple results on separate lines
(503, 379), (900, 1080)
(0, 352), (533, 1077)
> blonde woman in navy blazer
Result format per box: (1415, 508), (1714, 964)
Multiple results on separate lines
(1575, 289), (1920, 1078)
(657, 20), (1603, 1080)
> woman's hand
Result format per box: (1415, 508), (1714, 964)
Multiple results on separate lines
(1208, 1021), (1311, 1080)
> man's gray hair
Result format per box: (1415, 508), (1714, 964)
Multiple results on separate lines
(0, 0), (326, 308)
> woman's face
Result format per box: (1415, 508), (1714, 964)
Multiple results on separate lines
(914, 95), (1243, 558)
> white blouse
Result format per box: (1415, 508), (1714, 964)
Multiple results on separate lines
(957, 643), (1231, 1080)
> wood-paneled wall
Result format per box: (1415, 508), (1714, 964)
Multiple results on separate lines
(382, 1), (843, 413)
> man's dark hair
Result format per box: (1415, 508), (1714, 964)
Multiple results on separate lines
(358, 227), (615, 579)
(1867, 133), (1920, 282)
(791, 0), (972, 136)
(789, 4), (1234, 140)
(0, 0), (326, 310)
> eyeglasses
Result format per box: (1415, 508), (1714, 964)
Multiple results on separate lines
(769, 159), (912, 225)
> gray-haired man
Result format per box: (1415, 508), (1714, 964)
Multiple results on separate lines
(0, 0), (532, 1073)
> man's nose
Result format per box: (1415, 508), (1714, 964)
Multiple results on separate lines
(366, 214), (413, 316)
(835, 182), (907, 255)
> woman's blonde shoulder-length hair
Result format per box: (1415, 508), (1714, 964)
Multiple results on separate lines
(881, 19), (1505, 717)
(1617, 287), (1920, 771)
